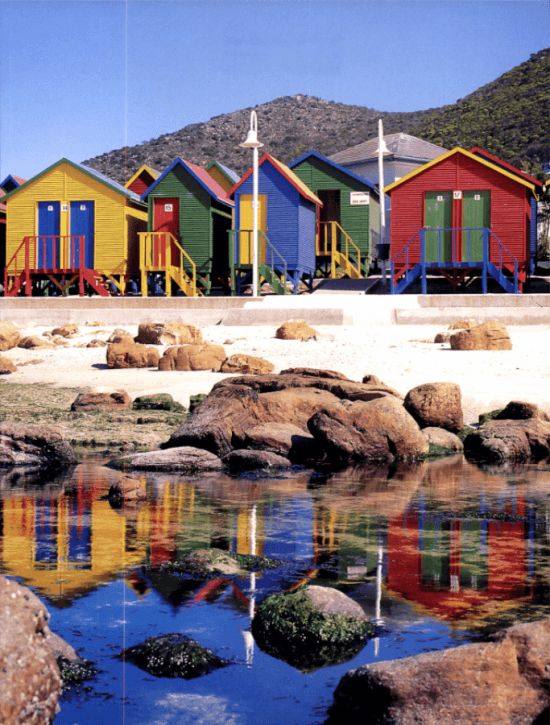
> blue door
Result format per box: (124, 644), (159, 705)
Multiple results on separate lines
(70, 201), (95, 268)
(37, 201), (60, 268)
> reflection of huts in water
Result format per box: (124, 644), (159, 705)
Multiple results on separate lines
(228, 154), (322, 295)
(386, 147), (543, 294)
(139, 157), (234, 297)
(2, 159), (148, 297)
(289, 150), (380, 276)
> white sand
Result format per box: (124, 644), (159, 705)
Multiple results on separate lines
(2, 322), (550, 426)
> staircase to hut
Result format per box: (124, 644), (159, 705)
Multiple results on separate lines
(390, 228), (522, 295)
(317, 221), (362, 279)
(139, 232), (204, 297)
(3, 236), (122, 297)
(229, 229), (289, 295)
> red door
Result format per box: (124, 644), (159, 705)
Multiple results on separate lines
(153, 198), (179, 266)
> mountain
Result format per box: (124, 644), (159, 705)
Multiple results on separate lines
(83, 48), (550, 186)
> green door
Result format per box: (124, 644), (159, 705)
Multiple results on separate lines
(424, 192), (452, 262)
(462, 190), (490, 262)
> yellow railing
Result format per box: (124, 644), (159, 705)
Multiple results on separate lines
(139, 232), (198, 297)
(317, 221), (361, 277)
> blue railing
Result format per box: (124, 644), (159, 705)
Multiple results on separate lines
(390, 227), (520, 294)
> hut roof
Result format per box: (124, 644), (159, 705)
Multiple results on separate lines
(124, 164), (161, 190)
(229, 153), (322, 206)
(288, 150), (379, 196)
(1, 159), (145, 205)
(330, 133), (447, 166)
(469, 147), (543, 190)
(384, 147), (538, 195)
(205, 160), (240, 185)
(141, 157), (234, 207)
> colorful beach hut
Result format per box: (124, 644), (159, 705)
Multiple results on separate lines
(124, 165), (160, 196)
(385, 147), (540, 294)
(228, 154), (322, 295)
(3, 159), (148, 297)
(289, 150), (380, 277)
(205, 161), (240, 195)
(139, 157), (234, 297)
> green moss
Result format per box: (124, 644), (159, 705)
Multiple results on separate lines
(157, 548), (282, 578)
(56, 656), (98, 691)
(426, 442), (457, 458)
(121, 633), (231, 679)
(478, 409), (504, 426)
(189, 393), (208, 413)
(458, 425), (477, 442)
(133, 394), (186, 413)
(251, 588), (373, 672)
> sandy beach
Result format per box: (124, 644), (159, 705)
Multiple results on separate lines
(2, 320), (550, 427)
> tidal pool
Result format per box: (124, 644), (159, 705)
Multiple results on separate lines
(1, 454), (549, 724)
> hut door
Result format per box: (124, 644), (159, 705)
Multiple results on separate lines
(70, 201), (95, 268)
(37, 202), (60, 269)
(317, 189), (341, 253)
(239, 195), (267, 265)
(153, 198), (180, 266)
(462, 191), (490, 262)
(424, 192), (452, 263)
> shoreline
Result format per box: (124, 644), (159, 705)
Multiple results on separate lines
(1, 321), (549, 429)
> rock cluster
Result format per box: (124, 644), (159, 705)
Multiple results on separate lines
(135, 322), (202, 346)
(0, 422), (77, 469)
(0, 575), (61, 725)
(330, 618), (550, 725)
(450, 320), (512, 350)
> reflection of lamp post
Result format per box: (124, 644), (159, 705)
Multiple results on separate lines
(242, 503), (257, 666)
(240, 111), (264, 298)
(373, 119), (391, 279)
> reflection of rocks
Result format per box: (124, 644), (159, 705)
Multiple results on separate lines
(121, 633), (231, 679)
(0, 422), (76, 470)
(329, 618), (550, 725)
(252, 586), (372, 672)
(108, 473), (147, 503)
(0, 575), (62, 725)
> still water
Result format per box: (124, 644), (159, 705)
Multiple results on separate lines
(1, 455), (550, 724)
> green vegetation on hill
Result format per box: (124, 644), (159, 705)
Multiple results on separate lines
(83, 48), (550, 183)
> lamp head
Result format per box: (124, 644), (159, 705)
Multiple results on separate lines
(240, 110), (264, 149)
(373, 138), (391, 156)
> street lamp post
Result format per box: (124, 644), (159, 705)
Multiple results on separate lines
(240, 111), (264, 298)
(374, 118), (391, 280)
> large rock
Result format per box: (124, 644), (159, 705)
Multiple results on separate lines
(220, 353), (274, 375)
(164, 384), (339, 458)
(50, 323), (79, 338)
(223, 449), (291, 472)
(106, 341), (159, 369)
(0, 422), (76, 469)
(108, 474), (147, 504)
(308, 396), (430, 463)
(0, 356), (17, 374)
(107, 328), (133, 343)
(120, 633), (230, 679)
(108, 447), (223, 472)
(243, 422), (317, 461)
(0, 321), (21, 351)
(158, 343), (226, 371)
(330, 618), (550, 725)
(132, 393), (185, 412)
(135, 322), (202, 346)
(18, 335), (56, 350)
(252, 585), (372, 672)
(464, 419), (550, 462)
(276, 319), (319, 340)
(404, 382), (463, 432)
(423, 426), (464, 454)
(450, 321), (512, 350)
(71, 390), (132, 412)
(0, 575), (62, 725)
(494, 400), (550, 422)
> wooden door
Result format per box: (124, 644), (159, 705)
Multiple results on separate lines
(424, 192), (452, 263)
(37, 201), (60, 269)
(153, 198), (179, 265)
(462, 191), (490, 262)
(239, 194), (267, 264)
(70, 201), (95, 268)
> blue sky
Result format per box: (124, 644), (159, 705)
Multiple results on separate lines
(0, 0), (548, 181)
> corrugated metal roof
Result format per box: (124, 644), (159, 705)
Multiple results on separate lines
(206, 160), (240, 185)
(288, 150), (379, 197)
(124, 164), (160, 190)
(229, 153), (322, 206)
(330, 133), (447, 166)
(1, 159), (145, 204)
(141, 157), (234, 207)
(384, 147), (537, 194)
